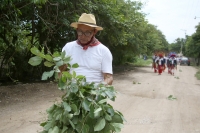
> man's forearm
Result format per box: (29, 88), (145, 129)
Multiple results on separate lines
(103, 73), (113, 85)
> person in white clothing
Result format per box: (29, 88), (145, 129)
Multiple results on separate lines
(168, 54), (177, 75)
(60, 13), (113, 85)
(155, 54), (164, 75)
(152, 54), (158, 73)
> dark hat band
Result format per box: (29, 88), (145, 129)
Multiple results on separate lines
(78, 21), (97, 26)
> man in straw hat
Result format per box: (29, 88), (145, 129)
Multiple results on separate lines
(60, 13), (113, 85)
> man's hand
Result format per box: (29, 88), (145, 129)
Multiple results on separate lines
(58, 64), (68, 78)
(103, 73), (113, 85)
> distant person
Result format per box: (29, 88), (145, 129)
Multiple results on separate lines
(168, 54), (177, 75)
(152, 53), (158, 73)
(155, 54), (164, 75)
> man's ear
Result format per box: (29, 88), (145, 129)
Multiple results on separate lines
(94, 29), (98, 35)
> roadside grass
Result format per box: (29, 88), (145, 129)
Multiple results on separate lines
(128, 57), (152, 67)
(113, 57), (152, 73)
(195, 66), (200, 80)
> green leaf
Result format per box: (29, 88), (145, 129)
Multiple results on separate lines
(45, 54), (53, 62)
(100, 123), (112, 133)
(52, 51), (60, 57)
(94, 118), (106, 131)
(61, 51), (66, 58)
(28, 56), (42, 66)
(55, 60), (64, 67)
(44, 61), (54, 67)
(61, 126), (68, 133)
(89, 105), (95, 118)
(63, 72), (72, 79)
(167, 95), (177, 100)
(79, 91), (84, 98)
(46, 104), (56, 113)
(76, 75), (85, 79)
(40, 121), (47, 127)
(94, 107), (102, 113)
(82, 124), (89, 133)
(98, 99), (107, 104)
(69, 119), (75, 129)
(75, 121), (82, 132)
(63, 102), (71, 112)
(44, 121), (55, 131)
(71, 116), (79, 124)
(51, 126), (59, 133)
(41, 70), (54, 80)
(53, 57), (62, 61)
(105, 90), (115, 99)
(82, 99), (90, 111)
(71, 104), (77, 113)
(11, 62), (15, 65)
(30, 47), (40, 56)
(72, 71), (76, 78)
(72, 63), (79, 68)
(63, 56), (71, 64)
(110, 123), (123, 132)
(70, 83), (79, 93)
(107, 107), (114, 116)
(38, 53), (46, 58)
(67, 113), (73, 119)
(111, 113), (123, 123)
(105, 113), (112, 121)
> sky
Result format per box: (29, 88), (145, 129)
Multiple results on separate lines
(138, 0), (200, 43)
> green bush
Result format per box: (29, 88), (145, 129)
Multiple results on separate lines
(195, 67), (200, 80)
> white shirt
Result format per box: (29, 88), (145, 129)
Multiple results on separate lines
(155, 57), (163, 65)
(169, 57), (176, 64)
(62, 41), (113, 83)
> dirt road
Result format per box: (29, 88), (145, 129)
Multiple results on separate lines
(0, 65), (200, 133)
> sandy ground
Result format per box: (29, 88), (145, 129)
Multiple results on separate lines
(0, 65), (200, 133)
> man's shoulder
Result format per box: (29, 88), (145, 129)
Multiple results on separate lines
(98, 43), (110, 50)
(63, 41), (77, 48)
(62, 41), (77, 52)
(66, 41), (77, 46)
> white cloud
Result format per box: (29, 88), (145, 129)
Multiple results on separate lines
(139, 0), (200, 43)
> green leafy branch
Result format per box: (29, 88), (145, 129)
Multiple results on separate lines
(28, 47), (125, 133)
(167, 95), (177, 101)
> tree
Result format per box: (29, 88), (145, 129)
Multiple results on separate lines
(0, 0), (170, 81)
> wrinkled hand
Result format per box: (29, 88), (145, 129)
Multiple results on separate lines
(58, 64), (68, 78)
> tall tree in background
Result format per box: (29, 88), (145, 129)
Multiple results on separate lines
(185, 23), (200, 65)
(0, 0), (169, 81)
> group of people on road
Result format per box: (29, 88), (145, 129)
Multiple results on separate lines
(152, 53), (178, 76)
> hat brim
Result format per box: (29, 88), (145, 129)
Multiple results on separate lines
(70, 22), (103, 31)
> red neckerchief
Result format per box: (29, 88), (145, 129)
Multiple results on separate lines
(76, 37), (101, 50)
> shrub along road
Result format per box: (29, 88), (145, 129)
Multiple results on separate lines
(0, 65), (200, 133)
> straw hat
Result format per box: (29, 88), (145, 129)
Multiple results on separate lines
(70, 13), (103, 31)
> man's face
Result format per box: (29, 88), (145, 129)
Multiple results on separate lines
(77, 24), (97, 44)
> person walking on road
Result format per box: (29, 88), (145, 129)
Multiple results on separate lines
(155, 54), (164, 75)
(152, 53), (158, 73)
(168, 54), (177, 76)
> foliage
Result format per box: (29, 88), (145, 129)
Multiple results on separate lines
(127, 57), (152, 67)
(195, 67), (200, 80)
(183, 23), (200, 66)
(28, 47), (125, 133)
(167, 95), (177, 101)
(0, 0), (169, 82)
(185, 23), (200, 58)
